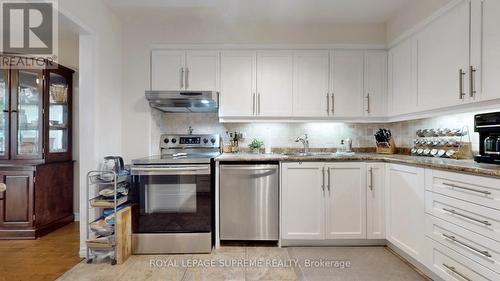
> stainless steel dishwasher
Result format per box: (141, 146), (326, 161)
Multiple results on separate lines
(220, 164), (279, 241)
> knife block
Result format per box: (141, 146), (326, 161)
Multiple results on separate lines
(376, 138), (396, 154)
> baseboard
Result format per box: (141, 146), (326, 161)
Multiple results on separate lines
(280, 239), (387, 247)
(74, 213), (80, 221)
(79, 246), (87, 258)
(386, 241), (442, 281)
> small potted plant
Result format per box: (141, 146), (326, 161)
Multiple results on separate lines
(248, 139), (264, 154)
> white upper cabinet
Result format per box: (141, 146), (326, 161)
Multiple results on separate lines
(257, 51), (294, 117)
(151, 50), (186, 91)
(415, 0), (470, 110)
(219, 51), (257, 117)
(185, 50), (219, 91)
(325, 163), (367, 239)
(364, 51), (387, 117)
(388, 39), (417, 116)
(473, 0), (500, 102)
(293, 51), (330, 117)
(151, 50), (218, 91)
(331, 50), (364, 117)
(281, 162), (325, 240)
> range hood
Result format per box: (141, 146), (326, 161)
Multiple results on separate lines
(145, 91), (219, 113)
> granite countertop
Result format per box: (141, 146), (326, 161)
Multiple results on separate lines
(215, 152), (500, 178)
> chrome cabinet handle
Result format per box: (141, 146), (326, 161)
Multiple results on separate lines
(257, 93), (261, 115)
(252, 93), (256, 115)
(442, 233), (492, 258)
(331, 93), (334, 114)
(443, 208), (491, 226)
(469, 66), (476, 98)
(180, 68), (184, 89)
(326, 93), (330, 115)
(185, 67), (189, 89)
(365, 93), (370, 114)
(442, 263), (472, 281)
(327, 168), (331, 191)
(368, 167), (373, 191)
(459, 69), (466, 99)
(442, 182), (492, 195)
(321, 167), (325, 191)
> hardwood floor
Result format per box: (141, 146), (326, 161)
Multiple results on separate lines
(0, 222), (81, 281)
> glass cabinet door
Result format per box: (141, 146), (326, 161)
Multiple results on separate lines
(47, 72), (69, 154)
(14, 70), (43, 159)
(0, 70), (8, 158)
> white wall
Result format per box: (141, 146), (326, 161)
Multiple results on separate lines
(58, 0), (123, 256)
(120, 22), (387, 163)
(58, 24), (80, 219)
(386, 0), (451, 43)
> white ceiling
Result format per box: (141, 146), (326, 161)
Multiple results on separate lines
(103, 0), (411, 25)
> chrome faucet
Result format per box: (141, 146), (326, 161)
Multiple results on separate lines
(295, 134), (310, 153)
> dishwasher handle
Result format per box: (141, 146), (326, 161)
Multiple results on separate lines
(220, 165), (278, 171)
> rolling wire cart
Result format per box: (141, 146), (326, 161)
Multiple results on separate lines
(86, 170), (129, 265)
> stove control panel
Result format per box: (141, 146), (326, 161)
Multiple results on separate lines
(160, 134), (220, 149)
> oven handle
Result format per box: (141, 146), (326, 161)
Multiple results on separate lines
(131, 166), (210, 175)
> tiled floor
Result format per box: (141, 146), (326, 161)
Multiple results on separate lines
(57, 246), (427, 281)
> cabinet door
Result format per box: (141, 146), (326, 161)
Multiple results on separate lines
(45, 67), (73, 162)
(476, 0), (500, 101)
(367, 163), (385, 239)
(293, 51), (330, 117)
(0, 170), (34, 228)
(331, 50), (364, 117)
(388, 38), (417, 116)
(0, 70), (9, 160)
(364, 51), (387, 117)
(185, 50), (219, 91)
(151, 50), (185, 90)
(219, 51), (256, 117)
(281, 162), (325, 240)
(325, 163), (366, 239)
(10, 70), (44, 160)
(416, 0), (470, 110)
(257, 51), (293, 117)
(386, 164), (425, 262)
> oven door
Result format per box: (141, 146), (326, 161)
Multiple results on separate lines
(131, 164), (212, 234)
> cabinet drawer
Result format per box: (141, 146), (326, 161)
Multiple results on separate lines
(426, 215), (500, 274)
(427, 238), (500, 281)
(425, 169), (500, 210)
(425, 191), (500, 242)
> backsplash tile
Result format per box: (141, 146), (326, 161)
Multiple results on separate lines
(151, 110), (481, 155)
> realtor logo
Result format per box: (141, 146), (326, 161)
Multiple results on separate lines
(1, 0), (58, 58)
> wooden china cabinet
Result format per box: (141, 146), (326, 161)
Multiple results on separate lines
(0, 58), (74, 239)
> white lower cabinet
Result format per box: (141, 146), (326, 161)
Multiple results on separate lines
(280, 162), (500, 279)
(424, 167), (500, 279)
(426, 238), (500, 281)
(281, 162), (325, 240)
(325, 163), (367, 239)
(281, 162), (377, 241)
(367, 163), (386, 239)
(425, 214), (500, 274)
(385, 164), (426, 262)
